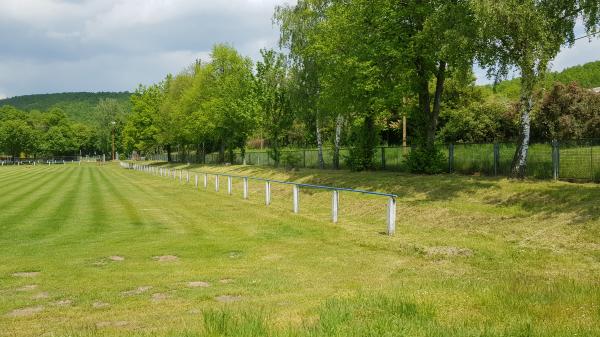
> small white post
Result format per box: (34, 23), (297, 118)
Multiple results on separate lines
(179, 170), (182, 183)
(265, 181), (271, 205)
(332, 190), (339, 223)
(204, 173), (208, 189)
(187, 171), (190, 183)
(215, 175), (219, 192)
(243, 177), (249, 199)
(227, 176), (232, 195)
(195, 174), (198, 188)
(293, 185), (299, 213)
(387, 197), (396, 236)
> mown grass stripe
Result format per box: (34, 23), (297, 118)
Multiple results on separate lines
(0, 165), (56, 186)
(0, 167), (79, 236)
(96, 167), (146, 227)
(26, 166), (85, 240)
(0, 167), (75, 216)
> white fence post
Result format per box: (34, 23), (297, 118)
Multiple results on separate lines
(179, 170), (182, 183)
(243, 177), (248, 199)
(204, 173), (208, 189)
(265, 181), (271, 205)
(332, 190), (339, 223)
(387, 197), (396, 235)
(227, 176), (232, 195)
(293, 185), (299, 213)
(215, 175), (219, 192)
(187, 171), (190, 183)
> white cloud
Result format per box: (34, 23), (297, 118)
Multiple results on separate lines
(0, 0), (295, 96)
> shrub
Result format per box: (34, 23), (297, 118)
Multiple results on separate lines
(405, 145), (447, 174)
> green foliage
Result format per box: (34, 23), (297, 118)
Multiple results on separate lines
(440, 99), (517, 143)
(346, 116), (379, 171)
(406, 145), (447, 174)
(0, 92), (131, 122)
(532, 82), (600, 141)
(280, 151), (302, 170)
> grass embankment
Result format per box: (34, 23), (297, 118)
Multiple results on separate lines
(0, 163), (598, 336)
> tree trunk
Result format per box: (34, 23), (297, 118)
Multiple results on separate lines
(428, 61), (446, 145)
(166, 144), (172, 162)
(219, 140), (225, 163)
(316, 115), (324, 169)
(333, 114), (344, 169)
(511, 71), (535, 179)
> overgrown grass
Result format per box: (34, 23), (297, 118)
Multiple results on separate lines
(0, 163), (598, 336)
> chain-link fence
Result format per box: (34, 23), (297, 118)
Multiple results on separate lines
(145, 139), (600, 182)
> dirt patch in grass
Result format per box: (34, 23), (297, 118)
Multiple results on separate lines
(96, 321), (129, 328)
(425, 246), (474, 257)
(52, 299), (72, 307)
(17, 284), (38, 292)
(6, 306), (44, 317)
(151, 293), (168, 303)
(215, 295), (242, 303)
(108, 255), (124, 261)
(188, 281), (210, 288)
(122, 286), (152, 296)
(12, 272), (40, 278)
(153, 255), (178, 262)
(32, 292), (49, 300)
(92, 301), (110, 309)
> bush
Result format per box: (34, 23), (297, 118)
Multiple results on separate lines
(406, 145), (447, 174)
(281, 151), (301, 170)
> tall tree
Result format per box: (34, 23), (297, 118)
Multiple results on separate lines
(255, 49), (293, 167)
(473, 0), (600, 178)
(275, 0), (330, 169)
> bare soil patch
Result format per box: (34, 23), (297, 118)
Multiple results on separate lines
(215, 295), (242, 303)
(122, 286), (152, 296)
(108, 256), (125, 261)
(17, 284), (38, 292)
(92, 301), (110, 309)
(153, 255), (178, 262)
(12, 272), (40, 278)
(151, 293), (168, 303)
(6, 306), (44, 317)
(425, 246), (474, 257)
(188, 281), (210, 288)
(32, 292), (49, 300)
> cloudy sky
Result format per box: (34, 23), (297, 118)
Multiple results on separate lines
(0, 0), (599, 99)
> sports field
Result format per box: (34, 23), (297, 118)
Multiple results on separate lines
(0, 163), (599, 336)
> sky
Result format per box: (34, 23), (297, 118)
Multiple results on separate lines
(0, 0), (599, 99)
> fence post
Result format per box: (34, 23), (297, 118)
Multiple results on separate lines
(215, 175), (219, 192)
(243, 177), (249, 199)
(195, 174), (198, 188)
(552, 140), (560, 181)
(293, 185), (299, 213)
(265, 181), (271, 205)
(493, 143), (500, 176)
(204, 173), (208, 189)
(187, 171), (190, 183)
(387, 197), (396, 236)
(179, 170), (182, 183)
(448, 143), (454, 173)
(381, 147), (386, 169)
(331, 190), (339, 223)
(227, 176), (232, 195)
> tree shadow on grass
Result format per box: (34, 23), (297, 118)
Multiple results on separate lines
(485, 184), (600, 225)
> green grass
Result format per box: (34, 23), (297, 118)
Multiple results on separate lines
(0, 163), (599, 337)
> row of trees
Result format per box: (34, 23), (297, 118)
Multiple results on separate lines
(0, 99), (126, 160)
(121, 0), (599, 177)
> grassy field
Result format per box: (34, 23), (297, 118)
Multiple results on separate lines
(0, 163), (599, 337)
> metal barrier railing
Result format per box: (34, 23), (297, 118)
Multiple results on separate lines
(121, 162), (397, 235)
